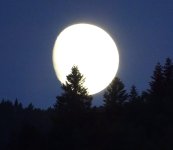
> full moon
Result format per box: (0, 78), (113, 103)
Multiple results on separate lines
(53, 23), (119, 95)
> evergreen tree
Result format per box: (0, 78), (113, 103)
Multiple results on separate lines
(163, 58), (173, 113)
(163, 58), (173, 94)
(129, 85), (139, 103)
(147, 60), (173, 106)
(163, 58), (173, 82)
(126, 85), (144, 118)
(26, 103), (34, 111)
(148, 58), (173, 100)
(54, 66), (92, 114)
(148, 63), (164, 98)
(14, 99), (23, 110)
(103, 77), (127, 111)
(147, 62), (166, 114)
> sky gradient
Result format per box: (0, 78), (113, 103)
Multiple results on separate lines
(0, 0), (173, 108)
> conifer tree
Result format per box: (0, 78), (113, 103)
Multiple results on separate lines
(148, 63), (164, 97)
(163, 58), (173, 81)
(14, 99), (23, 109)
(103, 77), (127, 111)
(163, 58), (173, 112)
(163, 58), (173, 94)
(147, 62), (165, 114)
(129, 85), (139, 103)
(54, 66), (92, 114)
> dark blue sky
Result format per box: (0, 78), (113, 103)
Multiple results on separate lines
(0, 0), (173, 108)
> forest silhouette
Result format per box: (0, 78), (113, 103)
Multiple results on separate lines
(1, 58), (173, 150)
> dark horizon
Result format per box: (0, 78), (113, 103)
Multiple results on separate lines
(1, 0), (173, 108)
(1, 58), (173, 149)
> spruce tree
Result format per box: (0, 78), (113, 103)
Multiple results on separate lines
(163, 58), (173, 81)
(103, 77), (127, 111)
(163, 58), (173, 113)
(148, 63), (164, 97)
(54, 66), (92, 114)
(147, 62), (165, 114)
(163, 58), (173, 94)
(129, 85), (139, 103)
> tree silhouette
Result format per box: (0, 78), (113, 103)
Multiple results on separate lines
(54, 66), (92, 114)
(163, 58), (173, 96)
(148, 59), (173, 101)
(148, 63), (164, 96)
(104, 77), (127, 106)
(2, 58), (173, 150)
(51, 66), (93, 150)
(144, 59), (173, 149)
(128, 85), (139, 103)
(147, 62), (165, 108)
(162, 58), (173, 114)
(103, 77), (127, 114)
(26, 103), (34, 111)
(14, 99), (20, 108)
(163, 58), (173, 81)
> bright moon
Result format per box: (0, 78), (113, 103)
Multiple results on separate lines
(53, 23), (119, 95)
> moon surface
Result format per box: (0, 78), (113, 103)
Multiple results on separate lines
(53, 23), (119, 95)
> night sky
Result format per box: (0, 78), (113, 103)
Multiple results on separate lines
(0, 0), (173, 108)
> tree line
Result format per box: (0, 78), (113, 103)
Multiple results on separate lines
(0, 58), (173, 150)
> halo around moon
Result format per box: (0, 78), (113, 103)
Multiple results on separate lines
(53, 23), (119, 95)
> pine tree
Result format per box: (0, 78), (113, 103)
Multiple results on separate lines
(14, 99), (23, 110)
(163, 58), (173, 81)
(147, 62), (166, 114)
(26, 103), (34, 111)
(163, 58), (173, 113)
(129, 85), (139, 103)
(163, 58), (173, 94)
(148, 63), (164, 97)
(103, 77), (127, 111)
(54, 66), (92, 114)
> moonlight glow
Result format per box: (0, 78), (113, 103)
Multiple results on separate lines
(53, 23), (119, 95)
